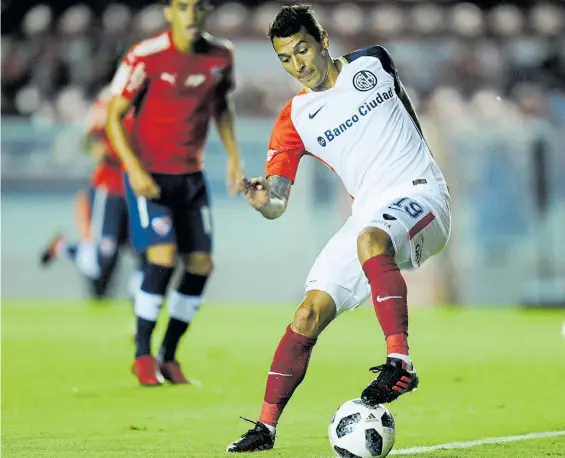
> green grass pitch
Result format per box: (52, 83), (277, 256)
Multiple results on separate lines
(2, 301), (565, 457)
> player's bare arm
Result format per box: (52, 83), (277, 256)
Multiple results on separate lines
(239, 175), (292, 220)
(106, 95), (140, 172)
(214, 93), (243, 195)
(106, 95), (160, 198)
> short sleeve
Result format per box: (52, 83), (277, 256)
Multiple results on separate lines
(265, 99), (305, 182)
(109, 49), (148, 101)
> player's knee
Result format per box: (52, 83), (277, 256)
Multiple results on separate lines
(184, 252), (213, 276)
(292, 291), (336, 338)
(357, 227), (394, 264)
(147, 243), (176, 268)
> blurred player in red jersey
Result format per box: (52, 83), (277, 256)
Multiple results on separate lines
(106, 0), (243, 386)
(41, 87), (146, 300)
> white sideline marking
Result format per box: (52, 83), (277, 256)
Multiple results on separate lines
(390, 430), (565, 455)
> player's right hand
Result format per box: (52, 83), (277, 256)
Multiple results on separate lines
(129, 167), (161, 198)
(238, 175), (270, 209)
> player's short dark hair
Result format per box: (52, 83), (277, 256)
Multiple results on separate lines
(267, 4), (324, 43)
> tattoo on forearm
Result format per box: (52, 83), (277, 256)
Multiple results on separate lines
(267, 176), (292, 201)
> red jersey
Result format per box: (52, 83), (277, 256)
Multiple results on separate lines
(84, 93), (132, 195)
(109, 30), (234, 174)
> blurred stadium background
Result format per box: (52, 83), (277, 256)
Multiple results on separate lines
(2, 0), (565, 306)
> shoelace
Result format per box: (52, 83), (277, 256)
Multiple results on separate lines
(236, 417), (273, 444)
(240, 416), (260, 429)
(368, 364), (390, 374)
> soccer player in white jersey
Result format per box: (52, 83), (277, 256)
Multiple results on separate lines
(227, 4), (451, 453)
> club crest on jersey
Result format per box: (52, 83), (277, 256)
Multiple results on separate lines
(353, 70), (378, 91)
(151, 216), (172, 236)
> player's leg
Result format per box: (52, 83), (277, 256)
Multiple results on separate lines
(134, 245), (176, 386)
(125, 174), (177, 386)
(158, 172), (213, 384)
(87, 192), (126, 299)
(227, 218), (363, 453)
(116, 197), (146, 339)
(128, 251), (147, 301)
(40, 189), (94, 271)
(158, 252), (212, 384)
(357, 225), (417, 404)
(227, 290), (336, 453)
(358, 195), (450, 405)
(126, 251), (147, 341)
(40, 233), (77, 266)
(259, 290), (335, 428)
(73, 188), (101, 279)
(111, 196), (145, 302)
(136, 243), (176, 357)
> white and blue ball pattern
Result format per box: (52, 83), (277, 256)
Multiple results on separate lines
(329, 399), (396, 458)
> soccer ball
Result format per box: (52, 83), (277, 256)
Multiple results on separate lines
(329, 399), (396, 458)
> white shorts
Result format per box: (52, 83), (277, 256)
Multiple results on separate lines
(305, 193), (451, 315)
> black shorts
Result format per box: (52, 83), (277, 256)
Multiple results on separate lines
(125, 171), (213, 254)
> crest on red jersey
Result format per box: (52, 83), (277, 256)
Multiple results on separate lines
(151, 216), (172, 236)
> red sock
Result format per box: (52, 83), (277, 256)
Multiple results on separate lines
(362, 255), (409, 356)
(258, 325), (317, 428)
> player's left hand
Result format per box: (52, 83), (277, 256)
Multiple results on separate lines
(226, 157), (244, 196)
(238, 175), (271, 209)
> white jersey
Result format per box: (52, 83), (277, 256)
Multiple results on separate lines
(265, 45), (449, 212)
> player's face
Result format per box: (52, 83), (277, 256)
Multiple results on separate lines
(272, 27), (330, 90)
(165, 0), (211, 41)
